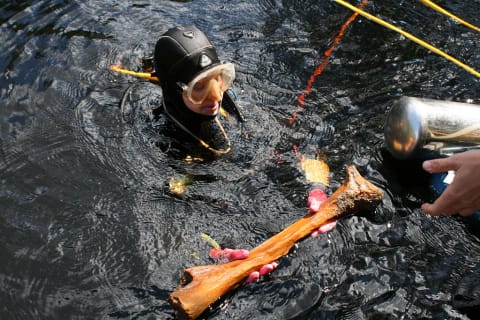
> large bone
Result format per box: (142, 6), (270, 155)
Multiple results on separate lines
(169, 165), (383, 319)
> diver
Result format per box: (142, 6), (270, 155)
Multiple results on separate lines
(150, 25), (244, 159)
(116, 24), (336, 281)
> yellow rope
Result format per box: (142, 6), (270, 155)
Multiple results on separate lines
(109, 65), (159, 81)
(333, 0), (480, 78)
(419, 0), (480, 32)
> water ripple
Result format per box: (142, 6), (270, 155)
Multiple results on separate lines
(1, 0), (480, 319)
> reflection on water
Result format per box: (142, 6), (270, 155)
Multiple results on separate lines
(1, 0), (480, 319)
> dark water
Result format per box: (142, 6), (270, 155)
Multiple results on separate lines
(1, 0), (480, 319)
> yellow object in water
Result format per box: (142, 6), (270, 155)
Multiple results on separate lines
(168, 175), (192, 196)
(109, 64), (159, 81)
(333, 0), (480, 78)
(300, 157), (330, 186)
(200, 233), (221, 249)
(419, 0), (480, 32)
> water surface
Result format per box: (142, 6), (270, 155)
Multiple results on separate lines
(1, 0), (480, 319)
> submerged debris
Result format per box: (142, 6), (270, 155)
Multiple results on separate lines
(300, 157), (330, 186)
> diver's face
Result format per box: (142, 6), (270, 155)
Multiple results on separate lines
(182, 75), (223, 116)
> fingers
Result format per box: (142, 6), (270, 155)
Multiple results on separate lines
(246, 271), (260, 283)
(209, 248), (249, 263)
(307, 189), (337, 236)
(422, 180), (477, 216)
(246, 261), (279, 283)
(423, 201), (478, 217)
(209, 249), (281, 284)
(421, 202), (442, 216)
(209, 248), (281, 284)
(311, 220), (337, 237)
(308, 189), (327, 213)
(423, 156), (459, 174)
(421, 184), (459, 215)
(422, 167), (480, 216)
(422, 151), (480, 217)
(259, 262), (279, 276)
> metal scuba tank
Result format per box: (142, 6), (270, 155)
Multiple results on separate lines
(384, 96), (480, 159)
(384, 97), (480, 227)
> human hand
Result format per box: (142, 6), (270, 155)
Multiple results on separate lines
(240, 187), (336, 282)
(422, 149), (480, 216)
(206, 187), (338, 283)
(307, 188), (337, 237)
(209, 247), (249, 263)
(209, 247), (278, 283)
(307, 188), (328, 213)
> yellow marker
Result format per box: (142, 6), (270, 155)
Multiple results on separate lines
(333, 0), (480, 78)
(109, 65), (159, 81)
(420, 0), (480, 32)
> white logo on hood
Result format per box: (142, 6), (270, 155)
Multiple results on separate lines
(199, 54), (212, 68)
(183, 31), (194, 39)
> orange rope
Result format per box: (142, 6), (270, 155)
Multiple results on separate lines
(289, 0), (368, 125)
(293, 145), (302, 163)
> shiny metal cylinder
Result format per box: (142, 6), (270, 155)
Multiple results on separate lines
(384, 96), (480, 159)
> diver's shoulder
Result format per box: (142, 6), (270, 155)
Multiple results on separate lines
(222, 89), (245, 123)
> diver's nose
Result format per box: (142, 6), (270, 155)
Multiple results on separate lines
(206, 78), (223, 102)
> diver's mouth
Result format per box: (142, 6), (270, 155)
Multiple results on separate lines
(202, 101), (220, 113)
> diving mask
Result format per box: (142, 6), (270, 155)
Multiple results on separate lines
(178, 62), (235, 105)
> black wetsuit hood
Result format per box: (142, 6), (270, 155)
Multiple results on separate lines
(154, 25), (221, 88)
(153, 25), (234, 154)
